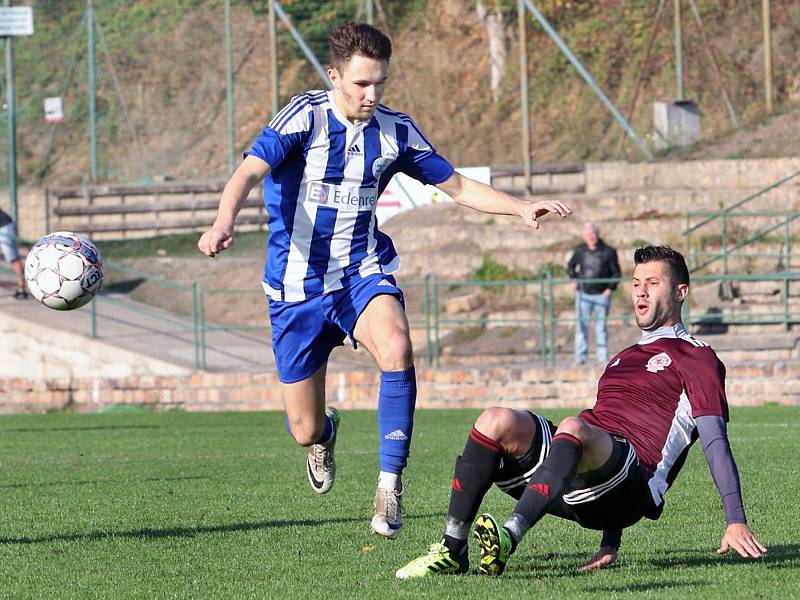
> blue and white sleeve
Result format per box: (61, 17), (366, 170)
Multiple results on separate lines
(245, 95), (313, 169)
(399, 117), (454, 186)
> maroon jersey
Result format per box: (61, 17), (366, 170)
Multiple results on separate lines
(579, 323), (728, 509)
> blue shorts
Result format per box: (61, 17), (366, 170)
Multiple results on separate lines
(0, 222), (19, 262)
(268, 274), (405, 384)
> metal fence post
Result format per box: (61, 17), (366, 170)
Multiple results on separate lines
(424, 273), (433, 366)
(721, 213), (729, 275)
(192, 281), (200, 369)
(198, 281), (207, 369)
(90, 296), (98, 338)
(539, 276), (547, 365)
(547, 271), (556, 367)
(432, 274), (440, 368)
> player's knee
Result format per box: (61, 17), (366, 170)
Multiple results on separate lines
(287, 419), (323, 447)
(375, 331), (413, 371)
(557, 416), (590, 441)
(474, 406), (516, 440)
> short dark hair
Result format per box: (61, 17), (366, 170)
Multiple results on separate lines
(328, 22), (392, 69)
(633, 245), (690, 286)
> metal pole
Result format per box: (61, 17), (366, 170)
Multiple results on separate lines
(365, 0), (374, 25)
(521, 0), (653, 160)
(225, 0), (236, 173)
(424, 274), (433, 366)
(269, 0), (279, 116)
(762, 0), (773, 113)
(90, 296), (98, 338)
(539, 276), (547, 365)
(687, 0), (738, 128)
(87, 0), (98, 181)
(4, 0), (17, 224)
(518, 0), (532, 194)
(673, 0), (684, 101)
(273, 1), (332, 89)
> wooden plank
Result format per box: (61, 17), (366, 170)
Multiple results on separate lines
(53, 195), (262, 217)
(74, 213), (267, 234)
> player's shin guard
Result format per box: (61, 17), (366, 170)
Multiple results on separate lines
(443, 427), (504, 554)
(377, 367), (416, 475)
(504, 432), (583, 548)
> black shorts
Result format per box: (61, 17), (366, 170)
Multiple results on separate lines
(494, 412), (659, 531)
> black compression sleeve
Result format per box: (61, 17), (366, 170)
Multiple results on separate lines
(696, 415), (747, 525)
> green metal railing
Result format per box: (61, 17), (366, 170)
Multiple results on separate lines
(684, 168), (800, 274)
(8, 260), (799, 371)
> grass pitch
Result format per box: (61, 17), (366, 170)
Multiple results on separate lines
(0, 406), (797, 598)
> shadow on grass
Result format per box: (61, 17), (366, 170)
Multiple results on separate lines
(646, 544), (799, 569)
(2, 424), (160, 434)
(586, 580), (705, 594)
(0, 475), (210, 490)
(0, 513), (446, 546)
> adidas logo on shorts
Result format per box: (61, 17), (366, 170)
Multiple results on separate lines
(384, 429), (408, 441)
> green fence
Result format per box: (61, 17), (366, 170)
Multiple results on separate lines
(684, 168), (800, 274)
(6, 261), (798, 371)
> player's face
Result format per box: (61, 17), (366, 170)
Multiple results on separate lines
(328, 54), (389, 123)
(631, 261), (687, 331)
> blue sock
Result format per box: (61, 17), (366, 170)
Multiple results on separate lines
(378, 367), (417, 474)
(285, 414), (334, 446)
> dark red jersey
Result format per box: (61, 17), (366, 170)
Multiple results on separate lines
(579, 323), (728, 506)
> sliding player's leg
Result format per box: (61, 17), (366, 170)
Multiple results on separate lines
(475, 416), (614, 576)
(396, 408), (548, 578)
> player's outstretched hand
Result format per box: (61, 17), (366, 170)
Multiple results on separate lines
(579, 546), (618, 571)
(518, 200), (572, 230)
(197, 226), (235, 257)
(717, 523), (767, 558)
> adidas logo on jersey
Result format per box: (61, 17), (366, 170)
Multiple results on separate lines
(347, 144), (363, 156)
(384, 429), (408, 441)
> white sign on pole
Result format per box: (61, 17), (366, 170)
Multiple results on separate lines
(376, 166), (491, 224)
(0, 6), (34, 37)
(44, 97), (64, 123)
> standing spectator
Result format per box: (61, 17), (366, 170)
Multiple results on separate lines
(567, 223), (619, 365)
(0, 208), (27, 299)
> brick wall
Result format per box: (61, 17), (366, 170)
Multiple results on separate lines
(2, 361), (797, 414)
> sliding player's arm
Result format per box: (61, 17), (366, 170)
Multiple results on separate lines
(436, 171), (571, 230)
(696, 416), (767, 558)
(198, 155), (271, 257)
(580, 529), (621, 570)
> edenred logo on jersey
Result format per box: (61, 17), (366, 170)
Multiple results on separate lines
(646, 352), (672, 373)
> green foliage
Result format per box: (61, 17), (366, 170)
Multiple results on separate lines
(470, 255), (537, 282)
(0, 407), (796, 596)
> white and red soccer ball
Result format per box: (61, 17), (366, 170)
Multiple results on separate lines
(24, 231), (104, 310)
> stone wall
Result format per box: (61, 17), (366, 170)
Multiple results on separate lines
(3, 157), (799, 242)
(2, 361), (797, 414)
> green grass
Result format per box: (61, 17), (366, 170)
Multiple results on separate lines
(0, 406), (797, 598)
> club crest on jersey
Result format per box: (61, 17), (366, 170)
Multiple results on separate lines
(646, 352), (672, 373)
(371, 156), (393, 180)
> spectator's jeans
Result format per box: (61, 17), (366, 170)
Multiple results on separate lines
(574, 291), (610, 364)
(0, 222), (19, 262)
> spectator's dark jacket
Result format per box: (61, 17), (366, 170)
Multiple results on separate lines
(567, 240), (620, 294)
(0, 208), (11, 228)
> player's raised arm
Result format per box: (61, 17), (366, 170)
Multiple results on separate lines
(436, 171), (572, 230)
(695, 416), (767, 558)
(198, 155), (271, 257)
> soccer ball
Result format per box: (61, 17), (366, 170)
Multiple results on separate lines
(24, 231), (104, 310)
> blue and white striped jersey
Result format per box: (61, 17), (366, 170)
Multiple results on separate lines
(246, 90), (454, 302)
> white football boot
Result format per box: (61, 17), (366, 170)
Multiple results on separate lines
(306, 408), (340, 494)
(371, 480), (404, 538)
